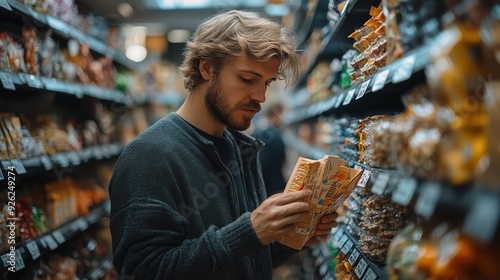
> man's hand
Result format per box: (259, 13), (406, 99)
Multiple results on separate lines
(251, 190), (311, 245)
(304, 211), (339, 247)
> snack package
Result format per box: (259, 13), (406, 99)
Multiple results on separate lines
(278, 155), (363, 250)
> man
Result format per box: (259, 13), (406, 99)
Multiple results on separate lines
(109, 10), (338, 280)
(252, 102), (287, 197)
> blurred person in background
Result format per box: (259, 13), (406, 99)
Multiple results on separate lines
(252, 102), (287, 197)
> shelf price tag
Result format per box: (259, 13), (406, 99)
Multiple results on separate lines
(46, 16), (68, 33)
(334, 228), (343, 242)
(52, 230), (65, 244)
(356, 79), (371, 100)
(348, 248), (361, 265)
(14, 250), (25, 271)
(341, 240), (354, 254)
(67, 151), (81, 166)
(371, 173), (390, 195)
(19, 73), (44, 89)
(1, 160), (11, 170)
(0, 0), (12, 11)
(26, 241), (41, 260)
(39, 155), (53, 170)
(357, 170), (372, 188)
(10, 159), (26, 174)
(371, 69), (390, 92)
(43, 235), (58, 250)
(334, 93), (345, 108)
(76, 217), (89, 231)
(464, 193), (500, 243)
(343, 89), (356, 105)
(338, 235), (348, 248)
(392, 177), (418, 206)
(355, 257), (369, 278)
(392, 55), (416, 83)
(415, 182), (441, 219)
(363, 267), (378, 280)
(0, 72), (15, 90)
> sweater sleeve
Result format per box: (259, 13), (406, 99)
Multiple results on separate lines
(109, 140), (264, 279)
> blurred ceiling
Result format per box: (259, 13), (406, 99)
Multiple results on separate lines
(75, 0), (293, 36)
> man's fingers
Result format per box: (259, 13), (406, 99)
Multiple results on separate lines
(274, 190), (312, 205)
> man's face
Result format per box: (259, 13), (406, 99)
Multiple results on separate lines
(204, 55), (280, 131)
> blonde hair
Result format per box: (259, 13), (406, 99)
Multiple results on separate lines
(179, 10), (300, 91)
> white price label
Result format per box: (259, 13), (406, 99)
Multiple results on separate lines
(392, 55), (416, 83)
(392, 177), (418, 206)
(52, 230), (65, 244)
(20, 73), (43, 89)
(464, 194), (500, 243)
(26, 241), (41, 260)
(363, 267), (378, 280)
(15, 250), (25, 271)
(343, 89), (356, 105)
(39, 155), (53, 170)
(327, 96), (338, 109)
(371, 173), (390, 195)
(10, 159), (26, 175)
(415, 182), (441, 219)
(76, 217), (89, 230)
(67, 151), (81, 165)
(338, 235), (348, 248)
(0, 0), (12, 11)
(371, 69), (390, 92)
(357, 170), (372, 188)
(46, 16), (67, 33)
(356, 79), (371, 99)
(1, 160), (11, 170)
(334, 93), (345, 108)
(1, 254), (9, 268)
(355, 258), (368, 278)
(0, 72), (15, 90)
(44, 235), (58, 250)
(58, 154), (70, 167)
(334, 228), (343, 241)
(28, 8), (46, 23)
(348, 248), (361, 265)
(341, 240), (354, 254)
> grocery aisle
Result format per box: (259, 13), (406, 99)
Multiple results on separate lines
(0, 0), (499, 279)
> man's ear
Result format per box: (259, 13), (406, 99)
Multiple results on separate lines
(199, 59), (212, 81)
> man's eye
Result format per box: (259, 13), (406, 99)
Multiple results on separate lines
(241, 77), (253, 84)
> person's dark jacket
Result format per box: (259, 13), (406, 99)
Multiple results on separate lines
(109, 113), (297, 280)
(252, 125), (287, 196)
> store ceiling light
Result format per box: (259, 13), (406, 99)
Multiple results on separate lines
(154, 0), (267, 9)
(168, 29), (191, 43)
(118, 3), (134, 18)
(126, 45), (148, 62)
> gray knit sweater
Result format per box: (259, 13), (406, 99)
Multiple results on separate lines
(109, 113), (297, 280)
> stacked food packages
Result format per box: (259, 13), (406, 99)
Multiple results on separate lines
(0, 177), (107, 251)
(0, 104), (117, 160)
(348, 6), (388, 86)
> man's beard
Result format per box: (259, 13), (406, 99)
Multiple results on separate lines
(205, 78), (260, 131)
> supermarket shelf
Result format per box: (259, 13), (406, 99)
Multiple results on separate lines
(82, 253), (114, 280)
(330, 224), (388, 279)
(284, 45), (430, 124)
(353, 163), (500, 243)
(294, 0), (374, 89)
(282, 130), (326, 160)
(0, 143), (123, 181)
(0, 200), (110, 273)
(0, 70), (132, 104)
(0, 0), (137, 70)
